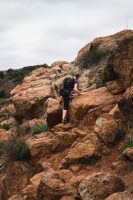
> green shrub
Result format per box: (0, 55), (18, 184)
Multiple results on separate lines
(122, 140), (133, 150)
(0, 98), (7, 105)
(0, 89), (6, 98)
(5, 135), (31, 161)
(0, 124), (10, 130)
(81, 158), (97, 165)
(30, 122), (48, 135)
(76, 48), (107, 68)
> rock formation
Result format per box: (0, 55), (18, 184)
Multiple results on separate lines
(0, 30), (133, 200)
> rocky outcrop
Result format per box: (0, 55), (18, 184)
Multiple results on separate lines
(105, 189), (133, 200)
(94, 113), (119, 146)
(10, 62), (79, 120)
(27, 126), (89, 158)
(46, 97), (62, 128)
(118, 86), (133, 122)
(62, 133), (101, 168)
(0, 128), (11, 141)
(70, 86), (119, 127)
(37, 169), (79, 200)
(1, 30), (133, 200)
(123, 147), (133, 161)
(75, 30), (133, 89)
(78, 172), (125, 200)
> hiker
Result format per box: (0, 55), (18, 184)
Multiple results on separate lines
(59, 73), (83, 124)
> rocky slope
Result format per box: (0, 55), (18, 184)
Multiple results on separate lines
(0, 30), (133, 200)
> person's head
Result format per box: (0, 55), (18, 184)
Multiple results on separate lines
(75, 73), (80, 79)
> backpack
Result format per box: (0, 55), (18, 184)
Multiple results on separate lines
(63, 76), (75, 89)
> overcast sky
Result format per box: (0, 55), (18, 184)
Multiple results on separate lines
(0, 0), (132, 70)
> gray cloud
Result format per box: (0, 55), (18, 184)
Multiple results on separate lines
(0, 0), (132, 70)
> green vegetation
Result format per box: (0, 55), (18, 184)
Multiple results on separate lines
(6, 64), (48, 83)
(76, 47), (107, 68)
(0, 124), (10, 130)
(5, 134), (31, 161)
(122, 140), (133, 150)
(0, 131), (31, 161)
(0, 89), (6, 98)
(30, 122), (48, 135)
(81, 158), (97, 165)
(0, 98), (8, 105)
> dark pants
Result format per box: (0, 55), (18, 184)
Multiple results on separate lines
(60, 88), (70, 110)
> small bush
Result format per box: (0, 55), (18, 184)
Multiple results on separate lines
(122, 140), (133, 150)
(0, 89), (6, 98)
(30, 122), (48, 135)
(5, 135), (31, 161)
(0, 98), (7, 105)
(80, 158), (97, 165)
(76, 48), (107, 68)
(0, 124), (10, 130)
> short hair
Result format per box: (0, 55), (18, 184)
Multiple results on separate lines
(75, 73), (80, 79)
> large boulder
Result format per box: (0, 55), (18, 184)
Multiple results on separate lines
(70, 86), (119, 126)
(10, 67), (52, 118)
(0, 128), (11, 142)
(46, 98), (62, 128)
(118, 86), (133, 122)
(37, 169), (79, 200)
(27, 129), (81, 158)
(62, 133), (101, 168)
(75, 30), (133, 89)
(94, 113), (119, 146)
(105, 190), (133, 200)
(78, 172), (125, 200)
(123, 147), (133, 161)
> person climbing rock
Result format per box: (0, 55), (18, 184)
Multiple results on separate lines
(59, 73), (83, 124)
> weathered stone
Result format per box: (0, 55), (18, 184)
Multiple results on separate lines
(8, 194), (23, 200)
(0, 128), (11, 142)
(94, 113), (119, 146)
(10, 68), (53, 118)
(37, 169), (78, 200)
(78, 172), (125, 200)
(105, 189), (133, 200)
(106, 80), (124, 95)
(46, 97), (62, 128)
(27, 134), (58, 158)
(75, 30), (133, 89)
(62, 133), (101, 167)
(118, 86), (133, 122)
(70, 87), (119, 126)
(123, 147), (133, 161)
(22, 184), (37, 200)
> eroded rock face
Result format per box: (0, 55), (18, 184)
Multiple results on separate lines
(37, 169), (79, 200)
(78, 172), (125, 200)
(46, 97), (62, 128)
(94, 113), (119, 146)
(70, 87), (119, 126)
(118, 86), (133, 122)
(123, 147), (133, 161)
(27, 129), (82, 158)
(11, 68), (52, 118)
(62, 133), (101, 168)
(105, 189), (133, 200)
(0, 128), (11, 141)
(75, 30), (133, 89)
(0, 161), (32, 200)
